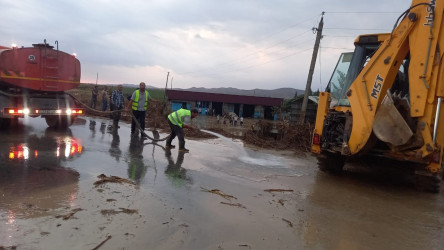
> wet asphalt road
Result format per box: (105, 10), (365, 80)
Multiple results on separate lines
(0, 116), (443, 249)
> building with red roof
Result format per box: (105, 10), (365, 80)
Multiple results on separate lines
(166, 89), (283, 119)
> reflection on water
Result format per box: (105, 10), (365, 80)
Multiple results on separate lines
(109, 129), (122, 161)
(89, 119), (96, 138)
(8, 137), (82, 160)
(127, 136), (148, 183)
(0, 128), (82, 221)
(165, 149), (192, 187)
(3, 128), (83, 166)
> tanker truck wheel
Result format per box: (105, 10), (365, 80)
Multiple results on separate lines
(45, 116), (74, 128)
(317, 152), (346, 174)
(0, 118), (8, 129)
(0, 117), (18, 129)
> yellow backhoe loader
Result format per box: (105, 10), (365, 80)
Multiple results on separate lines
(312, 0), (444, 192)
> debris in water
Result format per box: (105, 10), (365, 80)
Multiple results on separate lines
(201, 187), (237, 200)
(94, 174), (135, 187)
(100, 208), (138, 216)
(92, 235), (112, 250)
(20, 203), (49, 212)
(278, 199), (286, 206)
(55, 208), (83, 220)
(106, 199), (116, 202)
(220, 202), (246, 209)
(264, 189), (294, 193)
(281, 218), (293, 227)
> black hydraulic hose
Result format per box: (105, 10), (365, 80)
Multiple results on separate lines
(65, 92), (170, 142)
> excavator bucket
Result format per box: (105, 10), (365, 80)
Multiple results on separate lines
(372, 91), (413, 146)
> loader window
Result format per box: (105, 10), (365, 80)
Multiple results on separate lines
(326, 52), (353, 106)
(329, 43), (381, 107)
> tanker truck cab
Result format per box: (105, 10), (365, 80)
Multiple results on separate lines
(0, 41), (84, 128)
(312, 0), (444, 193)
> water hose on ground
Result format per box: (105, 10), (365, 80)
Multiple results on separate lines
(66, 92), (170, 142)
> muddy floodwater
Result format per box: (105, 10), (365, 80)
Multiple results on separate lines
(1, 117), (444, 249)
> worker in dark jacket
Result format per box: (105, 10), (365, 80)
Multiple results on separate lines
(110, 84), (125, 130)
(166, 108), (198, 152)
(126, 82), (150, 136)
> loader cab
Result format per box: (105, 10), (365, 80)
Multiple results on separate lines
(327, 34), (390, 107)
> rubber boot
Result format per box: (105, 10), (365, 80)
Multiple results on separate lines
(178, 141), (189, 153)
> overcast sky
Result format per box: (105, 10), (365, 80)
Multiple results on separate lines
(1, 0), (411, 90)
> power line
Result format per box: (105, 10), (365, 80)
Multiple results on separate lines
(204, 47), (313, 76)
(177, 15), (320, 76)
(324, 28), (388, 31)
(180, 46), (313, 88)
(320, 46), (354, 50)
(179, 29), (314, 75)
(323, 35), (355, 37)
(182, 36), (315, 78)
(325, 11), (400, 14)
(186, 30), (313, 73)
(253, 14), (320, 44)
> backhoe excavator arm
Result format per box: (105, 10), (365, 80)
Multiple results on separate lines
(347, 0), (441, 160)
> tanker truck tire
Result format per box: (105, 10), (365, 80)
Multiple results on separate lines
(0, 117), (18, 129)
(45, 116), (74, 128)
(317, 152), (346, 174)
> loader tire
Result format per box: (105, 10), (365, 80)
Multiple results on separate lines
(415, 171), (441, 193)
(317, 153), (346, 174)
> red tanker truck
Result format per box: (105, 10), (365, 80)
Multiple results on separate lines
(0, 40), (84, 128)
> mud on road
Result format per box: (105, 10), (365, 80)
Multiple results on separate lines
(0, 117), (443, 249)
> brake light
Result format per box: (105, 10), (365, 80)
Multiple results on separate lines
(70, 109), (83, 114)
(5, 108), (84, 115)
(313, 133), (320, 145)
(6, 108), (27, 115)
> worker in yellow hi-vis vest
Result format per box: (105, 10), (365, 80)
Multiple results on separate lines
(166, 108), (198, 153)
(127, 82), (151, 137)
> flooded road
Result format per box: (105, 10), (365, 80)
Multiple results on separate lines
(1, 117), (443, 249)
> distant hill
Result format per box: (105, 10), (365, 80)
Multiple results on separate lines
(99, 84), (303, 99)
(122, 83), (158, 89)
(177, 87), (303, 99)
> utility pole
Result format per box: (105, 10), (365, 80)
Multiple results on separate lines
(299, 13), (324, 124)
(163, 72), (169, 101)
